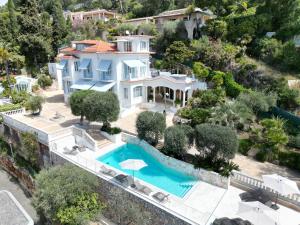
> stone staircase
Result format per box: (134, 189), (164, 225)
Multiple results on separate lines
(86, 128), (112, 149)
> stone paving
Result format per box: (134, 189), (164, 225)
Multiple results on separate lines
(0, 168), (39, 224)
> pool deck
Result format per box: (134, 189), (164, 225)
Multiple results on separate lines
(52, 137), (300, 225)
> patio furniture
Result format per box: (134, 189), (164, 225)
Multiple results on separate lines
(152, 192), (169, 202)
(100, 166), (117, 177)
(114, 174), (134, 187)
(134, 181), (152, 195)
(119, 159), (148, 188)
(262, 174), (300, 209)
(238, 201), (280, 225)
(78, 145), (86, 152)
(239, 189), (278, 210)
(63, 147), (78, 155)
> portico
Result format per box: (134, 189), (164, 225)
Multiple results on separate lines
(143, 73), (206, 107)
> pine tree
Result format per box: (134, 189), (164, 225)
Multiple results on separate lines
(17, 0), (53, 75)
(51, 0), (68, 56)
(7, 0), (19, 43)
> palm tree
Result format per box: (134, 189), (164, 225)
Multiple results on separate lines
(0, 45), (11, 86)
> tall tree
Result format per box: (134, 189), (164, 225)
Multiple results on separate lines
(51, 0), (68, 57)
(7, 0), (19, 43)
(18, 0), (53, 75)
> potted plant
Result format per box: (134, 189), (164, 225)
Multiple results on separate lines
(100, 125), (122, 143)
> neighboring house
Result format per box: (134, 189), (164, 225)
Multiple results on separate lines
(0, 76), (36, 95)
(64, 9), (117, 28)
(49, 35), (206, 117)
(14, 76), (37, 93)
(126, 7), (215, 39)
(0, 190), (34, 225)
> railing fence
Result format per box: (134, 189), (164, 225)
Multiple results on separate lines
(231, 170), (300, 209)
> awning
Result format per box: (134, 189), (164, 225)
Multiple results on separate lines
(123, 60), (145, 68)
(97, 60), (112, 72)
(70, 80), (95, 90)
(91, 82), (115, 92)
(57, 60), (67, 70)
(79, 59), (91, 70)
(70, 80), (115, 92)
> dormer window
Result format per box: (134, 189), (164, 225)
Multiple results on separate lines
(76, 44), (87, 51)
(124, 41), (132, 52)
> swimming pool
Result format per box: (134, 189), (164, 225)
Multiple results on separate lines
(97, 143), (197, 198)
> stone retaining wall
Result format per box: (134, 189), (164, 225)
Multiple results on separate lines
(49, 152), (196, 225)
(0, 155), (35, 195)
(123, 134), (229, 189)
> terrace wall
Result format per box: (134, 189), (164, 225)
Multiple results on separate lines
(49, 152), (196, 225)
(123, 134), (230, 189)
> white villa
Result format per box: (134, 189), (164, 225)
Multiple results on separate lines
(48, 35), (207, 117)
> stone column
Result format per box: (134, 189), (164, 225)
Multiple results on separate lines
(173, 89), (176, 107)
(182, 90), (186, 107)
(145, 86), (148, 102)
(153, 87), (156, 103)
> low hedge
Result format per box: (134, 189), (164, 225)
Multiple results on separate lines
(101, 126), (121, 135)
(238, 139), (252, 155)
(0, 104), (22, 112)
(224, 73), (246, 98)
(278, 151), (300, 171)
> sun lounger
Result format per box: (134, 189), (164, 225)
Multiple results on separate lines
(152, 192), (169, 202)
(78, 145), (86, 152)
(134, 181), (152, 195)
(240, 189), (274, 207)
(100, 166), (117, 177)
(114, 174), (133, 186)
(63, 147), (78, 155)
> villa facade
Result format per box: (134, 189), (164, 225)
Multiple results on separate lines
(64, 9), (117, 28)
(126, 7), (215, 40)
(48, 35), (207, 117)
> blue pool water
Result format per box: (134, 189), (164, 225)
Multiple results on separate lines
(97, 143), (197, 197)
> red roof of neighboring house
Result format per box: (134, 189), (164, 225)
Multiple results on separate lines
(60, 40), (117, 54)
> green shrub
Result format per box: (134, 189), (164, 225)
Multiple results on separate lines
(0, 104), (22, 112)
(195, 123), (239, 161)
(11, 91), (30, 105)
(25, 95), (45, 115)
(179, 108), (210, 127)
(255, 150), (268, 162)
(224, 73), (246, 98)
(238, 139), (252, 155)
(164, 125), (187, 157)
(37, 74), (53, 89)
(287, 135), (300, 149)
(136, 111), (166, 146)
(278, 151), (300, 171)
(101, 126), (121, 135)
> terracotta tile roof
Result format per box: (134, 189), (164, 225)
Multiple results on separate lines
(60, 40), (117, 54)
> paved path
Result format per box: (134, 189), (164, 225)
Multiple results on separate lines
(0, 168), (39, 224)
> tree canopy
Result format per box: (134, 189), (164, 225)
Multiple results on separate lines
(195, 123), (239, 161)
(69, 90), (94, 124)
(83, 91), (120, 127)
(33, 164), (103, 225)
(136, 111), (166, 146)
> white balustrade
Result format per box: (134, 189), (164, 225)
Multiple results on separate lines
(231, 170), (300, 207)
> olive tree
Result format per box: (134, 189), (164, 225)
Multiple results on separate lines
(195, 123), (238, 162)
(69, 90), (94, 125)
(83, 92), (120, 128)
(136, 111), (166, 146)
(33, 164), (103, 225)
(164, 125), (194, 157)
(25, 95), (45, 115)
